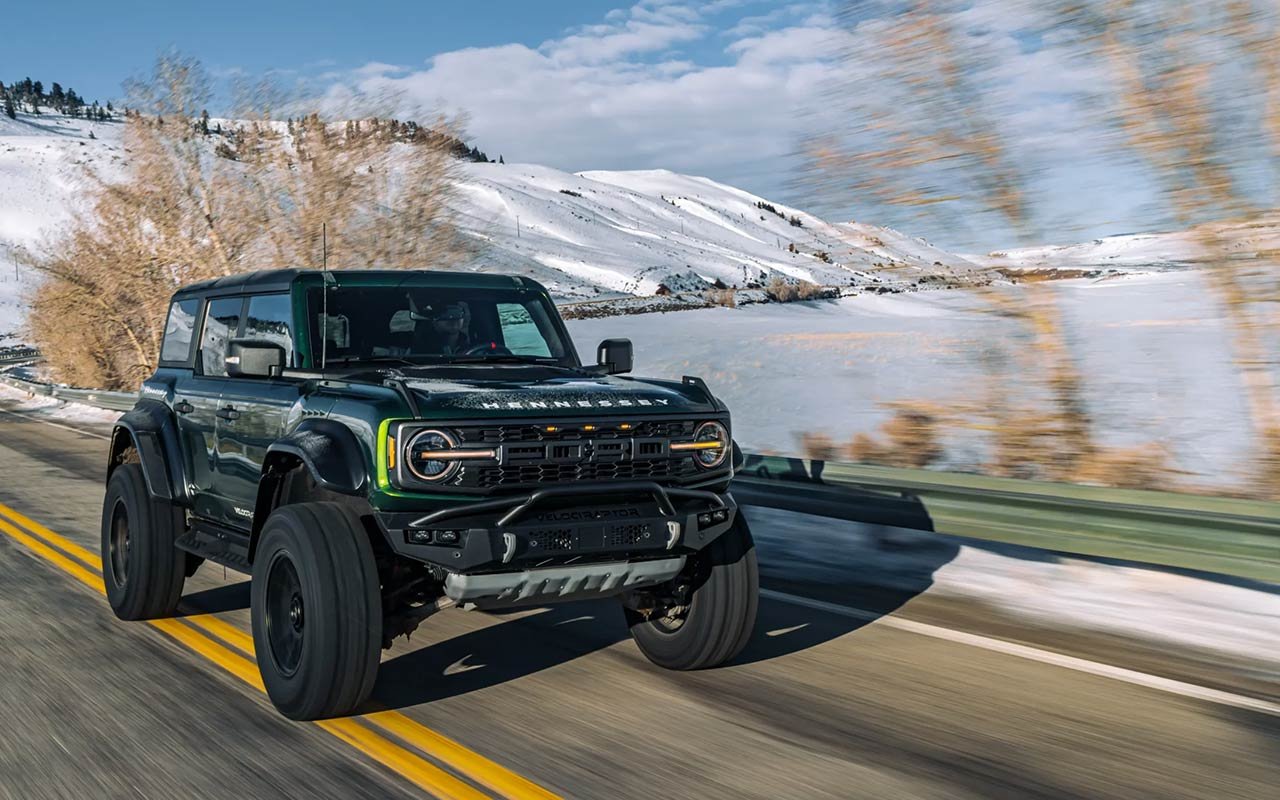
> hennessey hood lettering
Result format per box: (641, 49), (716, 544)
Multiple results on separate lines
(403, 375), (711, 415)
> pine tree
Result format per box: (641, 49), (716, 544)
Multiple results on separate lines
(3, 94), (15, 120)
(32, 80), (43, 101)
(198, 109), (210, 135)
(50, 82), (64, 111)
(499, 155), (505, 164)
(88, 129), (96, 139)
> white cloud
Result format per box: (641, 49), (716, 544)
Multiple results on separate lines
(328, 2), (841, 201)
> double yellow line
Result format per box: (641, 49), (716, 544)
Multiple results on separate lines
(0, 500), (561, 800)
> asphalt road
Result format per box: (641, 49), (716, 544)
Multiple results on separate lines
(0, 399), (1276, 800)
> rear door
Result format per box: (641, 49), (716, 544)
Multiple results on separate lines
(181, 296), (241, 522)
(212, 292), (302, 529)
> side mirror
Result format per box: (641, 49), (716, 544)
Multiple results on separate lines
(226, 339), (286, 378)
(596, 338), (633, 375)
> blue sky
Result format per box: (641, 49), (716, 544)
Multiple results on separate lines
(0, 1), (1198, 250)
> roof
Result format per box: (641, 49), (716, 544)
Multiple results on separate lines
(172, 269), (539, 299)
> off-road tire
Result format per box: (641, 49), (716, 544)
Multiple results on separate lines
(100, 463), (186, 620)
(625, 514), (759, 670)
(250, 502), (381, 720)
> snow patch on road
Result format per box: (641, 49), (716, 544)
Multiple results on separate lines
(746, 505), (1280, 666)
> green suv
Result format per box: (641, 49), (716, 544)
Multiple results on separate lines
(101, 269), (758, 719)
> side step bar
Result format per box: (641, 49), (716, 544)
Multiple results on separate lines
(175, 519), (252, 574)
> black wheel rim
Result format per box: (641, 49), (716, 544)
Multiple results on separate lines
(108, 499), (130, 587)
(265, 552), (305, 677)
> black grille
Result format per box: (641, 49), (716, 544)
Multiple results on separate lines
(473, 457), (694, 489)
(528, 529), (575, 552)
(609, 523), (654, 547)
(458, 419), (695, 444)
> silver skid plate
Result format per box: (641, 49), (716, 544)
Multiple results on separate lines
(444, 557), (685, 609)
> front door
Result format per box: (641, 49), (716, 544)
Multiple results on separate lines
(212, 293), (301, 530)
(180, 296), (243, 522)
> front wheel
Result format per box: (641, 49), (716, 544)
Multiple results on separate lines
(100, 463), (186, 620)
(624, 514), (759, 670)
(250, 502), (382, 720)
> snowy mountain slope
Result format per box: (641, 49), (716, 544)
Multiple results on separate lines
(450, 163), (985, 299)
(0, 111), (126, 335)
(0, 108), (991, 334)
(967, 216), (1280, 273)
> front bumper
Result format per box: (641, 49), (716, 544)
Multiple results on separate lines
(375, 481), (738, 574)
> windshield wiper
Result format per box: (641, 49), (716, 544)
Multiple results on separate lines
(325, 355), (422, 367)
(443, 355), (563, 365)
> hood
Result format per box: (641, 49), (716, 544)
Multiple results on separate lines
(400, 371), (719, 417)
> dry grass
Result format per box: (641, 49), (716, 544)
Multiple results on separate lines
(1071, 444), (1180, 492)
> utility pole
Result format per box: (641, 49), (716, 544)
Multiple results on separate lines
(516, 215), (521, 238)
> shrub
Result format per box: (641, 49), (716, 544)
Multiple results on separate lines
(846, 405), (945, 468)
(765, 276), (824, 302)
(703, 287), (737, 308)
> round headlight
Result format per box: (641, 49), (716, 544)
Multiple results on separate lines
(692, 421), (729, 469)
(406, 429), (459, 482)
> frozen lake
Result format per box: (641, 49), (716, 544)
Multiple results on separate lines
(567, 270), (1255, 488)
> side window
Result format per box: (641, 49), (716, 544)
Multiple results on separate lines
(159, 299), (200, 364)
(200, 297), (243, 377)
(497, 303), (552, 357)
(244, 294), (296, 368)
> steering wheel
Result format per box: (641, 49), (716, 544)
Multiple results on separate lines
(464, 342), (513, 356)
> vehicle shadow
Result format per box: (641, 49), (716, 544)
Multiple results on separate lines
(368, 602), (629, 712)
(734, 510), (960, 666)
(179, 580), (252, 615)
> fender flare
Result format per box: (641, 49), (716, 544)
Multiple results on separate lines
(249, 419), (370, 557)
(261, 418), (369, 497)
(109, 400), (183, 502)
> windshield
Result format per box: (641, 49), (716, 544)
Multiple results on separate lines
(304, 284), (576, 368)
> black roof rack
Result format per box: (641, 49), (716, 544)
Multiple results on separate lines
(171, 269), (535, 299)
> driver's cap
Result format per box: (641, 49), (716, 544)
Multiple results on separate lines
(433, 303), (466, 321)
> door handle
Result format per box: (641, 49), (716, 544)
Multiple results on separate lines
(174, 401), (194, 415)
(216, 406), (240, 421)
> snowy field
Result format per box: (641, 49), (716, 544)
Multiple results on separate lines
(567, 270), (1253, 487)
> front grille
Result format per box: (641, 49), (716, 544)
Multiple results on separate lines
(473, 457), (695, 489)
(458, 419), (696, 444)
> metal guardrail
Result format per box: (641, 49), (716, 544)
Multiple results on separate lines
(0, 348), (41, 366)
(734, 455), (1280, 584)
(0, 374), (139, 412)
(3, 372), (1277, 583)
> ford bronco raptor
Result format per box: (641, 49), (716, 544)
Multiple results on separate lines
(101, 269), (758, 720)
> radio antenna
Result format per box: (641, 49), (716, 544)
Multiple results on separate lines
(321, 223), (331, 370)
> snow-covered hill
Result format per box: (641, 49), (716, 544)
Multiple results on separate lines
(0, 108), (992, 334)
(0, 110), (127, 334)
(454, 164), (984, 299)
(968, 216), (1280, 273)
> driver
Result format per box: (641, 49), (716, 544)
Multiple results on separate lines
(415, 303), (471, 355)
